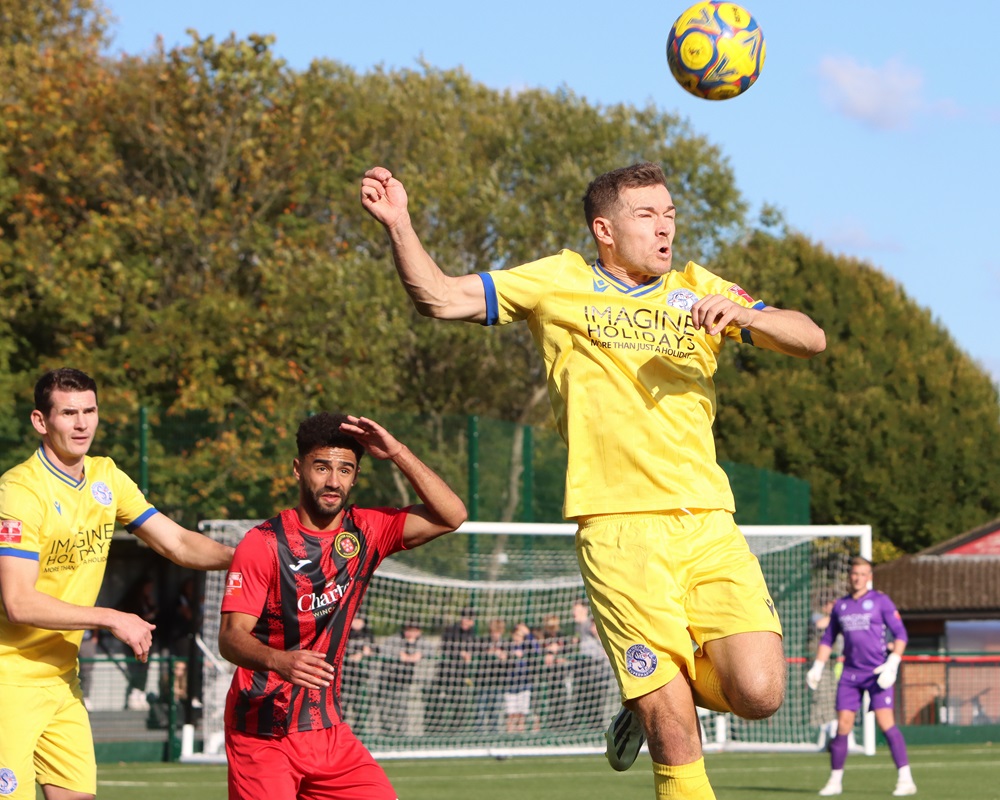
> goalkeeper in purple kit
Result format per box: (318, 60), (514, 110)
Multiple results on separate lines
(806, 557), (916, 797)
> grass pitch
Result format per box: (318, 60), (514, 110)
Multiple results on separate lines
(90, 744), (998, 799)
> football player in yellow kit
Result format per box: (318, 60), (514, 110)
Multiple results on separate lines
(0, 368), (234, 800)
(362, 162), (826, 800)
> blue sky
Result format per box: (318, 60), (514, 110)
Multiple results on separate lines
(103, 0), (1000, 384)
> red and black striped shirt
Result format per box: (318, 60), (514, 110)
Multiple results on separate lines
(221, 506), (407, 737)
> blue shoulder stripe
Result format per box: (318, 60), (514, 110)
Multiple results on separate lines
(741, 300), (768, 345)
(479, 272), (499, 326)
(0, 548), (39, 561)
(125, 507), (160, 533)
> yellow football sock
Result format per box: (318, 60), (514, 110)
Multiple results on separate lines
(688, 654), (731, 713)
(653, 758), (716, 799)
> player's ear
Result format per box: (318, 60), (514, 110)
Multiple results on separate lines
(292, 457), (302, 480)
(30, 408), (47, 436)
(592, 216), (615, 247)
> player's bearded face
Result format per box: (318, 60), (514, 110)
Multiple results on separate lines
(295, 447), (358, 519)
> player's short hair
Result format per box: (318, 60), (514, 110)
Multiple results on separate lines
(583, 162), (669, 230)
(295, 412), (365, 463)
(849, 556), (872, 570)
(34, 368), (98, 415)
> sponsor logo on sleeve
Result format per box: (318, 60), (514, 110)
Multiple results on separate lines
(728, 284), (755, 303)
(225, 572), (243, 597)
(0, 520), (23, 545)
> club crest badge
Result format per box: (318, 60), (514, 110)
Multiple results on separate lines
(0, 768), (18, 795)
(625, 643), (658, 678)
(335, 531), (360, 559)
(91, 481), (113, 506)
(666, 289), (699, 311)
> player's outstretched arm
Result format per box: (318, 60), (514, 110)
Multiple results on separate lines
(0, 555), (156, 660)
(132, 513), (234, 571)
(361, 166), (487, 322)
(340, 415), (468, 548)
(691, 295), (826, 358)
(219, 611), (334, 689)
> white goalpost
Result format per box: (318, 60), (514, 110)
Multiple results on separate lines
(181, 521), (872, 762)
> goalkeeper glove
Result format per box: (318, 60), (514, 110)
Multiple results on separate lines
(874, 652), (901, 689)
(806, 660), (825, 690)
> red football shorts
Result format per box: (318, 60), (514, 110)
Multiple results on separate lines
(226, 724), (397, 800)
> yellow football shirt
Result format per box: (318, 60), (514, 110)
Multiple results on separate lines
(481, 250), (764, 519)
(0, 447), (157, 684)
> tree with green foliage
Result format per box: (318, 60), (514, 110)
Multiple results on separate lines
(2, 3), (999, 553)
(712, 227), (1000, 551)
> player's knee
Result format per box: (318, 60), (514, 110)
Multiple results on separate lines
(729, 667), (785, 720)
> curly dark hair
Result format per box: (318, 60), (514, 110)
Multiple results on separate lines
(295, 412), (364, 463)
(34, 368), (98, 415)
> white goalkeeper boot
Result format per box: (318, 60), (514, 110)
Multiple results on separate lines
(818, 774), (843, 796)
(605, 706), (645, 771)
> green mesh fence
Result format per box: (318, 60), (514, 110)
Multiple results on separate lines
(0, 405), (809, 527)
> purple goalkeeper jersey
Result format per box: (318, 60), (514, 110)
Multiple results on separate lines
(821, 589), (908, 673)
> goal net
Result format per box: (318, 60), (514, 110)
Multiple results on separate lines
(182, 521), (872, 762)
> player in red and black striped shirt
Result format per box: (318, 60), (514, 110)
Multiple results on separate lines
(219, 413), (467, 800)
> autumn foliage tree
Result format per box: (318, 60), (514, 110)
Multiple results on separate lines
(2, 0), (999, 550)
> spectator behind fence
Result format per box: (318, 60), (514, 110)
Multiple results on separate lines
(119, 576), (160, 711)
(341, 615), (377, 734)
(378, 621), (426, 736)
(425, 606), (478, 734)
(535, 613), (572, 731)
(572, 600), (614, 730)
(476, 618), (508, 733)
(504, 621), (540, 733)
(164, 576), (204, 715)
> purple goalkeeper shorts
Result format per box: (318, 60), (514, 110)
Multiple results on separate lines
(836, 667), (895, 712)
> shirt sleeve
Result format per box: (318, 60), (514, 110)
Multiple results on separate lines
(110, 463), (158, 531)
(0, 475), (44, 559)
(480, 252), (580, 327)
(221, 528), (273, 617)
(820, 606), (841, 649)
(881, 593), (908, 643)
(688, 262), (767, 345)
(352, 506), (409, 559)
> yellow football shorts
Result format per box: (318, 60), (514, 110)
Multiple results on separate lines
(0, 678), (96, 799)
(576, 509), (782, 701)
